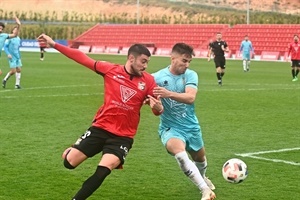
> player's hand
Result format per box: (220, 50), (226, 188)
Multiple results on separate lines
(15, 17), (21, 25)
(153, 86), (172, 98)
(7, 55), (12, 59)
(37, 34), (55, 48)
(146, 95), (163, 113)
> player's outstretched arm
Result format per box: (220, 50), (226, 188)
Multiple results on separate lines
(37, 34), (95, 70)
(8, 17), (21, 38)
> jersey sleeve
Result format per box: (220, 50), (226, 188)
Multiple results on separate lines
(4, 40), (10, 55)
(54, 43), (96, 71)
(186, 70), (198, 90)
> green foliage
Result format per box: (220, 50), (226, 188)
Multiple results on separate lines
(1, 1), (300, 39)
(0, 52), (299, 199)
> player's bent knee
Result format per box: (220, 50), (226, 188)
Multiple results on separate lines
(64, 158), (75, 169)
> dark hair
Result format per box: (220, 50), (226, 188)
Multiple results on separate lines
(128, 44), (151, 57)
(172, 43), (195, 57)
(0, 22), (5, 29)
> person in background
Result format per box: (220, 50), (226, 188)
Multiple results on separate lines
(0, 17), (21, 86)
(39, 39), (47, 61)
(152, 43), (216, 200)
(2, 26), (22, 89)
(287, 34), (300, 81)
(207, 32), (229, 86)
(240, 35), (255, 72)
(37, 33), (164, 200)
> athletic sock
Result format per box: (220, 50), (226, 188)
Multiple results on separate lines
(15, 72), (21, 86)
(296, 69), (299, 77)
(247, 61), (250, 70)
(175, 151), (207, 190)
(4, 72), (11, 81)
(243, 60), (246, 71)
(72, 165), (111, 200)
(194, 160), (207, 177)
(292, 69), (296, 78)
(41, 53), (44, 59)
(221, 72), (225, 77)
(216, 72), (222, 80)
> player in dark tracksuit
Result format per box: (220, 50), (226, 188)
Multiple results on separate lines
(207, 32), (229, 86)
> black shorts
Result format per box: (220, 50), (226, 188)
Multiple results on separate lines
(40, 47), (45, 51)
(291, 60), (300, 67)
(73, 126), (133, 166)
(214, 56), (226, 69)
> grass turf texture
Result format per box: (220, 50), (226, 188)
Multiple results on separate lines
(0, 52), (299, 200)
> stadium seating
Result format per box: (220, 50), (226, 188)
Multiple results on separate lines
(70, 24), (230, 55)
(70, 23), (300, 58)
(222, 24), (300, 56)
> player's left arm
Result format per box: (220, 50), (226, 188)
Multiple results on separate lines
(8, 17), (21, 38)
(153, 86), (197, 105)
(223, 41), (229, 52)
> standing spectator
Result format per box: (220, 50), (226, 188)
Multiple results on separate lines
(152, 43), (216, 200)
(287, 34), (300, 81)
(37, 33), (163, 200)
(207, 32), (229, 86)
(240, 35), (255, 72)
(2, 26), (22, 89)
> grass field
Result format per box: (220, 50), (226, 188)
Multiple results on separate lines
(0, 52), (299, 200)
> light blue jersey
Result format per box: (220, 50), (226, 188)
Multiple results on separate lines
(240, 40), (253, 60)
(152, 66), (204, 151)
(0, 33), (9, 57)
(4, 36), (22, 68)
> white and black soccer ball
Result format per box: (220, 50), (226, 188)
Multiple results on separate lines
(222, 158), (248, 183)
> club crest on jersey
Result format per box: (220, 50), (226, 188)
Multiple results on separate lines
(163, 80), (169, 86)
(138, 82), (146, 90)
(120, 85), (137, 103)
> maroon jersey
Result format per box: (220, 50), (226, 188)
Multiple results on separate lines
(54, 43), (156, 138)
(288, 41), (300, 60)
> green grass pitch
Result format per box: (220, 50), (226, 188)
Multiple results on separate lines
(0, 52), (299, 200)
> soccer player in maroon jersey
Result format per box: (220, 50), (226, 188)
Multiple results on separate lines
(287, 34), (300, 81)
(38, 33), (164, 200)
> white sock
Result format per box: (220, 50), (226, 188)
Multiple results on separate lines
(175, 151), (208, 190)
(243, 60), (246, 71)
(15, 72), (21, 85)
(194, 159), (207, 177)
(4, 72), (11, 81)
(247, 61), (250, 69)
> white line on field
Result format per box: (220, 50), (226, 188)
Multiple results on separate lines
(0, 84), (102, 93)
(235, 147), (300, 166)
(0, 93), (103, 99)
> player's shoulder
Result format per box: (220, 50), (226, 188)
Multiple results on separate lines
(185, 69), (198, 78)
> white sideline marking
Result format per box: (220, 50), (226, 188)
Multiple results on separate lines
(236, 147), (300, 166)
(0, 84), (102, 93)
(0, 93), (102, 99)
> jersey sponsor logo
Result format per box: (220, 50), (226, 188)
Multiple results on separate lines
(138, 81), (146, 90)
(113, 75), (125, 83)
(120, 85), (137, 103)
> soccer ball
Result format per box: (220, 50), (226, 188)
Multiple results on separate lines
(222, 158), (248, 183)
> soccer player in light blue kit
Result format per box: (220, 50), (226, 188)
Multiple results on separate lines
(240, 35), (254, 72)
(0, 17), (21, 87)
(151, 43), (216, 200)
(2, 26), (22, 89)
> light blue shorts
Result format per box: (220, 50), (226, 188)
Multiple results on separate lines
(159, 127), (204, 152)
(242, 53), (251, 60)
(8, 58), (22, 68)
